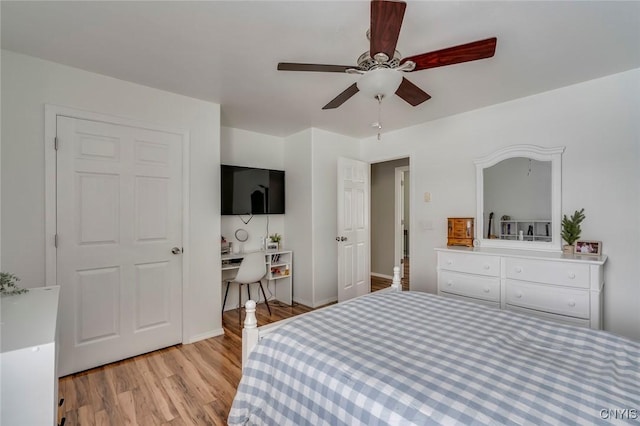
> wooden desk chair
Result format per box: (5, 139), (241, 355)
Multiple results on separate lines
(222, 251), (271, 323)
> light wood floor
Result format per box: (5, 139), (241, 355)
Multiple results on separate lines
(58, 302), (313, 425)
(371, 256), (410, 292)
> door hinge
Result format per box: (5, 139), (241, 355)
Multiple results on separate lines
(54, 137), (59, 150)
(54, 234), (58, 248)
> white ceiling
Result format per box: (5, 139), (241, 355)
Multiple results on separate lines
(2, 1), (639, 138)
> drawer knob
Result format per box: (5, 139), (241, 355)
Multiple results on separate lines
(447, 280), (453, 287)
(447, 260), (453, 265)
(515, 292), (523, 299)
(568, 272), (576, 279)
(483, 287), (490, 293)
(515, 266), (523, 273)
(568, 300), (576, 307)
(483, 264), (490, 270)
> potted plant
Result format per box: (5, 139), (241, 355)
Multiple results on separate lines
(561, 208), (585, 254)
(0, 272), (28, 296)
(269, 233), (282, 250)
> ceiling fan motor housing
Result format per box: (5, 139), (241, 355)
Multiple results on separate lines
(357, 51), (401, 71)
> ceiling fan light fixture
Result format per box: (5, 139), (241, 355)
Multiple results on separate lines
(356, 68), (403, 100)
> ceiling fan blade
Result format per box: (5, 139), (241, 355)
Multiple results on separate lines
(370, 0), (406, 60)
(395, 78), (431, 106)
(278, 63), (353, 73)
(322, 83), (360, 110)
(401, 37), (497, 71)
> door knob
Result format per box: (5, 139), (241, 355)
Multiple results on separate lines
(171, 247), (182, 255)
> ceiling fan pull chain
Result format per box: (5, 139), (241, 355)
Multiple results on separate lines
(377, 94), (383, 141)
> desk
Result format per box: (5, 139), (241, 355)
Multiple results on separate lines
(221, 250), (292, 307)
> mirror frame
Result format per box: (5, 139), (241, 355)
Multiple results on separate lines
(475, 145), (565, 252)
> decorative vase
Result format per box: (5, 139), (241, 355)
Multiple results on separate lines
(563, 244), (574, 254)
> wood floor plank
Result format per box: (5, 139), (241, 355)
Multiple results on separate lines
(160, 375), (211, 425)
(116, 391), (137, 425)
(167, 346), (216, 404)
(95, 409), (112, 426)
(143, 374), (180, 423)
(77, 405), (96, 425)
(202, 400), (230, 426)
(132, 382), (166, 426)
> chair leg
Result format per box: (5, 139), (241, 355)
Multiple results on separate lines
(222, 281), (231, 314)
(259, 282), (271, 316)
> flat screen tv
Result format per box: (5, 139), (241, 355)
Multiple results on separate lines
(221, 165), (285, 215)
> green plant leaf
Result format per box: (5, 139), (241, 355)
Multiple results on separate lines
(561, 208), (585, 246)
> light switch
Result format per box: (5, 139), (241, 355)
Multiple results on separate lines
(423, 192), (431, 202)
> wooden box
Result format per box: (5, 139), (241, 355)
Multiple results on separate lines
(447, 217), (474, 247)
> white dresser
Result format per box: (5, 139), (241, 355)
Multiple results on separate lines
(1, 286), (61, 425)
(436, 247), (606, 329)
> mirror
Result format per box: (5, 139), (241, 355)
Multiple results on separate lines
(475, 145), (565, 251)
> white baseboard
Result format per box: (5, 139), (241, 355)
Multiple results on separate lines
(314, 296), (338, 308)
(185, 328), (224, 344)
(293, 297), (312, 308)
(371, 272), (393, 280)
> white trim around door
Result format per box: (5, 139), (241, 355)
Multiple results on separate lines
(44, 104), (190, 346)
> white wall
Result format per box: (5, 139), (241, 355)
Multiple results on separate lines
(283, 129), (313, 306)
(360, 69), (640, 341)
(0, 50), (221, 342)
(219, 127), (286, 310)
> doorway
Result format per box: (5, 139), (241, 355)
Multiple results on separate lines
(370, 158), (410, 291)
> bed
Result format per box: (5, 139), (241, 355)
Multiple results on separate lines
(229, 277), (640, 425)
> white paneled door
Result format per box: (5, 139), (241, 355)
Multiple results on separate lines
(337, 157), (370, 302)
(56, 117), (183, 376)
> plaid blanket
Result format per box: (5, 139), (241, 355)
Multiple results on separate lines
(229, 291), (640, 425)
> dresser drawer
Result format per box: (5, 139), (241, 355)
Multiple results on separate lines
(438, 252), (500, 277)
(505, 258), (590, 288)
(439, 270), (500, 302)
(447, 238), (472, 247)
(505, 279), (590, 319)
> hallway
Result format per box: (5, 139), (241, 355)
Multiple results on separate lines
(371, 257), (410, 292)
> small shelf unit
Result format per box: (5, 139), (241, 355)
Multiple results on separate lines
(500, 220), (552, 242)
(267, 251), (292, 281)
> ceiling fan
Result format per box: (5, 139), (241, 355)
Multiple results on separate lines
(277, 0), (497, 110)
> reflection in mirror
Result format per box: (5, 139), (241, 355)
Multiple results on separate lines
(483, 158), (551, 242)
(475, 145), (565, 252)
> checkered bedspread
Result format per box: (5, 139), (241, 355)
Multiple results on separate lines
(228, 291), (640, 425)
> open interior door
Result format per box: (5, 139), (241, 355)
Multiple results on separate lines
(337, 157), (370, 302)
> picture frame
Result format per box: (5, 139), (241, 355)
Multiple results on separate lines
(266, 241), (279, 251)
(575, 240), (602, 256)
